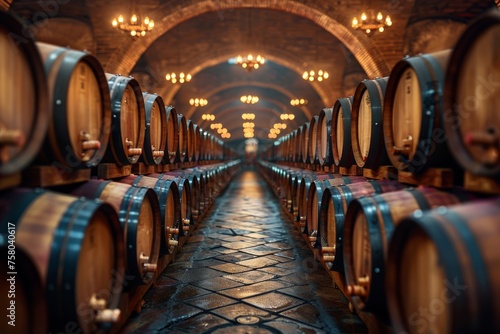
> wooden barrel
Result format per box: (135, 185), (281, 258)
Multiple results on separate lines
(165, 171), (201, 223)
(317, 108), (334, 166)
(104, 74), (145, 166)
(0, 189), (124, 333)
(148, 173), (192, 231)
(164, 106), (179, 164)
(351, 77), (390, 169)
(444, 10), (500, 176)
(317, 180), (405, 272)
(0, 12), (49, 175)
(192, 123), (202, 162)
(305, 175), (367, 241)
(296, 172), (337, 227)
(185, 168), (207, 214)
(332, 97), (356, 167)
(0, 234), (48, 334)
(141, 93), (167, 166)
(343, 187), (463, 314)
(308, 116), (320, 164)
(294, 126), (303, 163)
(301, 122), (311, 164)
(177, 114), (188, 163)
(70, 179), (161, 285)
(384, 50), (455, 173)
(118, 175), (182, 254)
(36, 42), (112, 168)
(186, 120), (196, 162)
(386, 198), (500, 334)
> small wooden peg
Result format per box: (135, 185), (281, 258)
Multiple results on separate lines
(321, 246), (335, 253)
(95, 309), (121, 323)
(152, 150), (164, 157)
(168, 227), (179, 235)
(169, 239), (179, 247)
(128, 148), (142, 156)
(82, 140), (101, 151)
(0, 129), (25, 147)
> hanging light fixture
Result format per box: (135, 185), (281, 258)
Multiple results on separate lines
(242, 113), (256, 120)
(290, 99), (308, 106)
(112, 1), (154, 37)
(352, 9), (392, 34)
(236, 54), (265, 72)
(302, 70), (329, 82)
(165, 72), (192, 84)
(201, 114), (215, 121)
(280, 113), (295, 120)
(189, 98), (208, 107)
(240, 95), (259, 104)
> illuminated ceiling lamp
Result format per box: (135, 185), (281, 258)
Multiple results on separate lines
(280, 113), (295, 120)
(165, 29), (192, 84)
(189, 98), (208, 107)
(236, 54), (265, 72)
(240, 95), (259, 104)
(352, 9), (392, 34)
(111, 1), (154, 37)
(290, 99), (308, 106)
(302, 70), (329, 82)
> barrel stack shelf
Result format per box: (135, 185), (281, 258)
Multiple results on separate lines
(259, 9), (500, 334)
(0, 10), (241, 334)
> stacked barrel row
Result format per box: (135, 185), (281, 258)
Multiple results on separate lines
(0, 11), (241, 334)
(260, 10), (500, 334)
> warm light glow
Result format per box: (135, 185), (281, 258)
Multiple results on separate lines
(291, 99), (308, 106)
(242, 113), (256, 120)
(240, 95), (259, 104)
(189, 98), (208, 107)
(303, 70), (328, 82)
(166, 72), (192, 84)
(235, 54), (265, 72)
(112, 12), (154, 37)
(352, 9), (391, 34)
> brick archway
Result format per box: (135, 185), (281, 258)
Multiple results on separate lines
(108, 0), (391, 79)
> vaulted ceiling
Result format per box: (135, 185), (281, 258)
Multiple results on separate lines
(7, 0), (497, 151)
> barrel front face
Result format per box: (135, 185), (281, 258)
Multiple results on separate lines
(301, 123), (310, 164)
(177, 115), (188, 163)
(186, 120), (195, 162)
(391, 67), (422, 164)
(37, 43), (111, 168)
(164, 180), (181, 253)
(445, 18), (500, 175)
(357, 89), (372, 166)
(308, 116), (319, 164)
(332, 97), (355, 167)
(335, 105), (345, 162)
(142, 94), (167, 165)
(106, 75), (145, 165)
(0, 13), (48, 175)
(165, 107), (179, 164)
(318, 108), (333, 166)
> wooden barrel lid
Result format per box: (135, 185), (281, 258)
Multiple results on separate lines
(177, 114), (188, 163)
(142, 93), (167, 165)
(0, 12), (48, 175)
(332, 97), (355, 167)
(165, 106), (179, 164)
(317, 108), (333, 166)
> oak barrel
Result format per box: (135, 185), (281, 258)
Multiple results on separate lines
(177, 114), (188, 163)
(332, 97), (356, 167)
(296, 172), (336, 226)
(192, 123), (202, 162)
(343, 187), (462, 314)
(164, 106), (179, 164)
(186, 120), (196, 162)
(70, 180), (161, 284)
(351, 77), (390, 169)
(118, 175), (181, 254)
(141, 93), (167, 166)
(317, 108), (334, 166)
(36, 42), (112, 168)
(317, 180), (405, 272)
(443, 10), (500, 176)
(384, 50), (455, 173)
(301, 122), (311, 164)
(0, 234), (48, 333)
(0, 189), (124, 333)
(104, 74), (145, 165)
(0, 12), (49, 175)
(386, 198), (500, 334)
(308, 115), (320, 164)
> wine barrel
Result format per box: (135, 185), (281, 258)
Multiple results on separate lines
(305, 175), (367, 241)
(0, 12), (49, 175)
(317, 180), (405, 272)
(332, 97), (356, 167)
(104, 74), (145, 165)
(0, 234), (48, 334)
(317, 108), (334, 166)
(444, 10), (500, 176)
(294, 125), (304, 163)
(343, 187), (462, 314)
(301, 122), (311, 164)
(118, 175), (182, 254)
(141, 93), (167, 165)
(308, 115), (320, 164)
(165, 171), (201, 222)
(384, 50), (455, 173)
(186, 120), (195, 162)
(36, 42), (112, 168)
(192, 123), (202, 162)
(148, 173), (192, 231)
(164, 106), (179, 164)
(386, 198), (500, 334)
(70, 180), (161, 284)
(177, 114), (188, 163)
(0, 189), (124, 333)
(351, 77), (390, 169)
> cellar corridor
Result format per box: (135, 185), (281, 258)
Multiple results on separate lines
(121, 167), (366, 333)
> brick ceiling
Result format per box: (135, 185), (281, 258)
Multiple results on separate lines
(7, 0), (498, 149)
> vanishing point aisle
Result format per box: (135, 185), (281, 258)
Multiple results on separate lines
(121, 167), (366, 333)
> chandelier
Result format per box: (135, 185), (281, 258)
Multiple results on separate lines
(165, 72), (192, 84)
(236, 54), (265, 72)
(302, 70), (329, 82)
(189, 98), (208, 107)
(240, 95), (259, 104)
(290, 99), (308, 106)
(201, 114), (215, 121)
(210, 123), (223, 130)
(352, 9), (392, 34)
(112, 13), (154, 37)
(280, 113), (295, 120)
(242, 113), (255, 120)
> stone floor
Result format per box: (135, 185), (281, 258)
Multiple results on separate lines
(121, 167), (367, 333)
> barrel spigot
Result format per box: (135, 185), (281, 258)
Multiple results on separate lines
(139, 252), (157, 273)
(90, 294), (121, 323)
